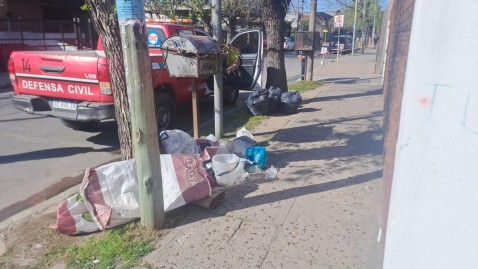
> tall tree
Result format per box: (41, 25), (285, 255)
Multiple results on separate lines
(222, 0), (247, 41)
(145, 0), (181, 19)
(263, 0), (291, 92)
(85, 0), (133, 159)
(188, 0), (213, 34)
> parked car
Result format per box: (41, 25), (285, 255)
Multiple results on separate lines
(8, 22), (263, 131)
(283, 37), (295, 51)
(329, 35), (353, 54)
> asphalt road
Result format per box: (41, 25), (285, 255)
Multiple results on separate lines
(0, 50), (320, 221)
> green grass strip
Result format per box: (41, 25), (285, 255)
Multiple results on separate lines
(287, 80), (321, 93)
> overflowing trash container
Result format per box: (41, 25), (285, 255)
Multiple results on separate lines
(161, 35), (222, 78)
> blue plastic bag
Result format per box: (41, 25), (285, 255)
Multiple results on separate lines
(246, 146), (268, 170)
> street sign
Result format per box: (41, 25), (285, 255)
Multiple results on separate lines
(321, 47), (328, 54)
(334, 15), (344, 28)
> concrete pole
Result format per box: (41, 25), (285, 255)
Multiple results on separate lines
(115, 0), (164, 229)
(352, 0), (358, 56)
(361, 0), (366, 54)
(371, 0), (376, 48)
(211, 0), (223, 139)
(306, 0), (317, 81)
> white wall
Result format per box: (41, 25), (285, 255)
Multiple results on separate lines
(383, 1), (478, 268)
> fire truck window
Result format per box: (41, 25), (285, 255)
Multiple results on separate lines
(177, 29), (194, 36)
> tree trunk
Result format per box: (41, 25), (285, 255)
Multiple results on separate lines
(227, 17), (237, 42)
(86, 0), (133, 160)
(202, 13), (213, 35)
(263, 0), (290, 92)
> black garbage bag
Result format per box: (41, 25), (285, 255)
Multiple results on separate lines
(246, 89), (269, 116)
(280, 91), (302, 114)
(268, 87), (283, 113)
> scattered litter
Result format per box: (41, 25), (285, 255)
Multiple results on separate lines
(160, 129), (199, 154)
(206, 134), (218, 142)
(196, 138), (219, 152)
(211, 154), (246, 186)
(53, 128), (277, 235)
(225, 136), (258, 158)
(52, 155), (211, 235)
(280, 91), (302, 114)
(246, 89), (269, 115)
(246, 145), (268, 170)
(265, 166), (278, 179)
(245, 164), (266, 180)
(236, 127), (253, 139)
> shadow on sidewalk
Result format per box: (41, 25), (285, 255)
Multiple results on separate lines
(268, 128), (383, 168)
(172, 107), (384, 226)
(0, 145), (118, 165)
(178, 169), (382, 226)
(305, 87), (383, 104)
(320, 77), (382, 85)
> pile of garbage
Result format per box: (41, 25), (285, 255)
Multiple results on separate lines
(51, 128), (277, 235)
(247, 87), (303, 116)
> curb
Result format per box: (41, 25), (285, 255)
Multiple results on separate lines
(0, 157), (121, 230)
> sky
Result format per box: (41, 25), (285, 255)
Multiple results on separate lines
(295, 0), (389, 13)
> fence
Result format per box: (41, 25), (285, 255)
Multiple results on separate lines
(0, 17), (98, 71)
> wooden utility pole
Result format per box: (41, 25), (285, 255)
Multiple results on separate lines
(306, 0), (317, 81)
(212, 0), (223, 138)
(115, 0), (164, 229)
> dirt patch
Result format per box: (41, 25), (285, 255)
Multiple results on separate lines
(0, 211), (87, 268)
(0, 200), (186, 269)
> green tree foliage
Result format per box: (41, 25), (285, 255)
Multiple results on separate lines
(145, 0), (182, 19)
(221, 0), (247, 40)
(187, 0), (213, 34)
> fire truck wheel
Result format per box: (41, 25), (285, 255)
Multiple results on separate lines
(155, 92), (175, 132)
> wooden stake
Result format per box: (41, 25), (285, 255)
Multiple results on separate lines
(191, 79), (200, 139)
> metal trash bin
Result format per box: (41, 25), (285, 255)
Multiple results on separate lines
(161, 35), (221, 79)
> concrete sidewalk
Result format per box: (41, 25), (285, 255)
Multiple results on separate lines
(143, 50), (384, 268)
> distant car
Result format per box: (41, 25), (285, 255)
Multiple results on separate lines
(283, 37), (295, 51)
(329, 35), (353, 54)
